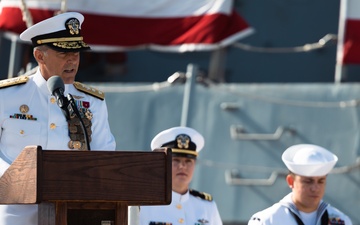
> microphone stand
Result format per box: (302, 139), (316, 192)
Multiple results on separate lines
(67, 93), (91, 151)
(56, 93), (71, 121)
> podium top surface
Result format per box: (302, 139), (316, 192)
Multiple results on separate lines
(0, 146), (172, 205)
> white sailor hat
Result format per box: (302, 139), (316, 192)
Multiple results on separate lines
(20, 12), (90, 52)
(151, 126), (205, 158)
(282, 144), (338, 177)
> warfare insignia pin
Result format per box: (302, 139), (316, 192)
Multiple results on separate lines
(71, 94), (84, 100)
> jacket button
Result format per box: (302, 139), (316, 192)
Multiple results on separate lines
(50, 123), (56, 129)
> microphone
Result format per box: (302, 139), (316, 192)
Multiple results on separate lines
(47, 76), (91, 150)
(47, 76), (70, 120)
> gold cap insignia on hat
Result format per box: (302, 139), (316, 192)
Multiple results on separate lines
(176, 134), (190, 149)
(66, 18), (80, 35)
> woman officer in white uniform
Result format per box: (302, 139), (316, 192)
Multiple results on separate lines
(139, 126), (222, 225)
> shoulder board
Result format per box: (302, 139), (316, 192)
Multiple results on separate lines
(0, 76), (29, 89)
(189, 189), (213, 201)
(73, 81), (105, 100)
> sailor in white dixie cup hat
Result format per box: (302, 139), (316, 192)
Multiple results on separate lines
(139, 126), (223, 225)
(282, 144), (338, 177)
(0, 12), (115, 225)
(248, 144), (353, 225)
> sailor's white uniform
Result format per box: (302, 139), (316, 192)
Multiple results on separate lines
(140, 190), (222, 225)
(247, 144), (353, 225)
(0, 69), (116, 225)
(248, 193), (352, 225)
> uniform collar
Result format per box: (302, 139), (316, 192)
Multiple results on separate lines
(172, 190), (190, 203)
(34, 69), (75, 96)
(280, 193), (328, 223)
(33, 69), (51, 96)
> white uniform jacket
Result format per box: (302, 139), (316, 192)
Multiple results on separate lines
(0, 70), (116, 225)
(248, 193), (353, 225)
(140, 190), (223, 225)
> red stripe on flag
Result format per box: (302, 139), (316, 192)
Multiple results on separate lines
(80, 10), (250, 46)
(0, 8), (55, 33)
(342, 19), (360, 64)
(0, 6), (252, 51)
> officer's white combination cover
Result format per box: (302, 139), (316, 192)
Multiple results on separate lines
(19, 12), (90, 52)
(20, 12), (84, 41)
(282, 144), (338, 177)
(151, 126), (204, 153)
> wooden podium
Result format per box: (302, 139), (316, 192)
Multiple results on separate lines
(0, 145), (172, 225)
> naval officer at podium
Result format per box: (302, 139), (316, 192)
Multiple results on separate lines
(0, 12), (116, 225)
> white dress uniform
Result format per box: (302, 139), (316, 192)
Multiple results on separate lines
(248, 193), (353, 225)
(140, 190), (222, 225)
(0, 69), (116, 225)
